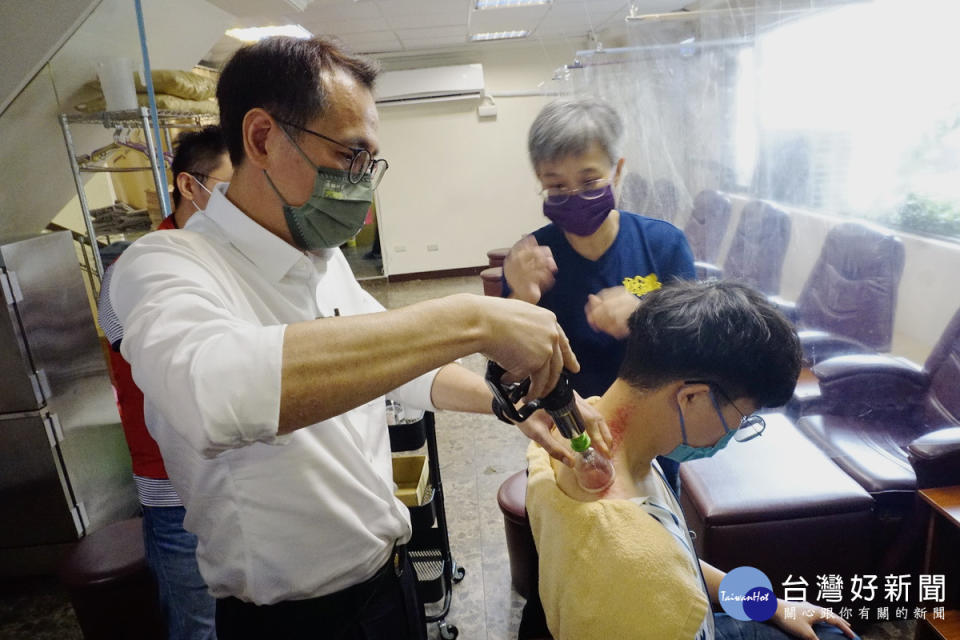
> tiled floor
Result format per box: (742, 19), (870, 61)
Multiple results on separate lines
(0, 275), (917, 640)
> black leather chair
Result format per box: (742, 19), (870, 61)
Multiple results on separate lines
(787, 306), (960, 571)
(680, 413), (876, 606)
(683, 190), (732, 265)
(772, 222), (905, 366)
(697, 199), (792, 295)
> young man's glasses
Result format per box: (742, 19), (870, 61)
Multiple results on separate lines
(686, 380), (767, 442)
(276, 119), (389, 188)
(539, 177), (612, 205)
(190, 173), (229, 187)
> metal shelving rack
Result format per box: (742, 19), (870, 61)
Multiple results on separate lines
(390, 411), (465, 639)
(58, 107), (217, 291)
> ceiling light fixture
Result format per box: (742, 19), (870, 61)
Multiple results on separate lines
(225, 24), (313, 43)
(475, 0), (551, 9)
(470, 30), (530, 41)
(283, 0), (314, 10)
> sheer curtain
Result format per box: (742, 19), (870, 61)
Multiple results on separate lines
(563, 0), (960, 359)
(574, 0), (960, 239)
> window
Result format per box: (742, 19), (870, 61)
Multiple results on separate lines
(735, 0), (960, 240)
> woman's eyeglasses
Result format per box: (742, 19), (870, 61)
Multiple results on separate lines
(539, 177), (612, 205)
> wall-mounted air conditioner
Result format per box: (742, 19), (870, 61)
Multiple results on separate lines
(375, 64), (485, 106)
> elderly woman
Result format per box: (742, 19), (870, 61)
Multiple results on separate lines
(503, 96), (696, 400)
(503, 96), (695, 490)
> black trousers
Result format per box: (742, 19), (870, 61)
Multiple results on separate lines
(215, 546), (426, 640)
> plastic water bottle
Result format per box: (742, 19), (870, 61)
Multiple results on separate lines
(385, 400), (404, 426)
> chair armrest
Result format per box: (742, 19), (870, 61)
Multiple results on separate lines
(812, 353), (926, 384)
(767, 295), (798, 324)
(798, 330), (874, 366)
(811, 354), (928, 417)
(908, 427), (960, 489)
(695, 261), (722, 281)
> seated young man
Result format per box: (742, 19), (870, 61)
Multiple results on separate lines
(524, 280), (858, 640)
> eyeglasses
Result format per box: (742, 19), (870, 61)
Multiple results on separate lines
(276, 119), (389, 188)
(686, 380), (767, 443)
(190, 173), (229, 186)
(539, 177), (612, 205)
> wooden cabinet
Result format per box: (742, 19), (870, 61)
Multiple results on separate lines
(916, 486), (960, 640)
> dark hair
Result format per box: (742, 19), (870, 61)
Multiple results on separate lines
(618, 280), (802, 408)
(170, 126), (227, 207)
(216, 36), (379, 166)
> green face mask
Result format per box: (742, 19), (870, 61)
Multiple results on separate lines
(265, 132), (373, 251)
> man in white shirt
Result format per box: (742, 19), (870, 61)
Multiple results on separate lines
(110, 36), (606, 640)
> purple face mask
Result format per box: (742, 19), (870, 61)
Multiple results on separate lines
(542, 185), (615, 237)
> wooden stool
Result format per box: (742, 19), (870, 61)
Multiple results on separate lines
(497, 470), (538, 598)
(480, 267), (503, 297)
(59, 518), (165, 640)
(486, 247), (510, 268)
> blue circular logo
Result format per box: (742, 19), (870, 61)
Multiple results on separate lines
(718, 566), (776, 621)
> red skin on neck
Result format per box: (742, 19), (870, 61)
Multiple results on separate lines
(607, 405), (632, 453)
(574, 404), (633, 499)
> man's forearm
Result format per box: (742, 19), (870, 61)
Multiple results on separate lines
(279, 294), (485, 433)
(430, 363), (494, 414)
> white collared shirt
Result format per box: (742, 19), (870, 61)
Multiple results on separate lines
(110, 183), (439, 604)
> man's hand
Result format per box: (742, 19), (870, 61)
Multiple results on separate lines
(479, 297), (578, 402)
(771, 600), (856, 639)
(503, 235), (557, 305)
(585, 286), (640, 339)
(572, 392), (613, 458)
(518, 393), (613, 467)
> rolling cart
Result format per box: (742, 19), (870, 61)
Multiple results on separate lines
(389, 410), (465, 639)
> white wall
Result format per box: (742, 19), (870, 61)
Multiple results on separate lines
(703, 196), (960, 364)
(0, 0), (232, 237)
(0, 0), (99, 116)
(375, 42), (584, 276)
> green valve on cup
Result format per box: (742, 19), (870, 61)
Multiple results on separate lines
(570, 432), (591, 453)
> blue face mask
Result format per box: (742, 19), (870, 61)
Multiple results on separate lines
(665, 392), (736, 463)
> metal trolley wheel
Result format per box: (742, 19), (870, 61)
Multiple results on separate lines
(451, 561), (465, 584)
(438, 621), (459, 639)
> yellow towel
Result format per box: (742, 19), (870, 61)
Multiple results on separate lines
(526, 442), (709, 639)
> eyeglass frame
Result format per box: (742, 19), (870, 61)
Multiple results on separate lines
(538, 176), (613, 205)
(684, 379), (766, 442)
(275, 118), (389, 188)
(189, 172), (229, 186)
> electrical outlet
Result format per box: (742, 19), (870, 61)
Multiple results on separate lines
(426, 244), (439, 252)
(394, 245), (406, 253)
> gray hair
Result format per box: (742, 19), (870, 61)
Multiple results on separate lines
(528, 96), (624, 169)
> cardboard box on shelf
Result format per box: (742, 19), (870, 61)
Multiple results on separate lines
(392, 455), (429, 507)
